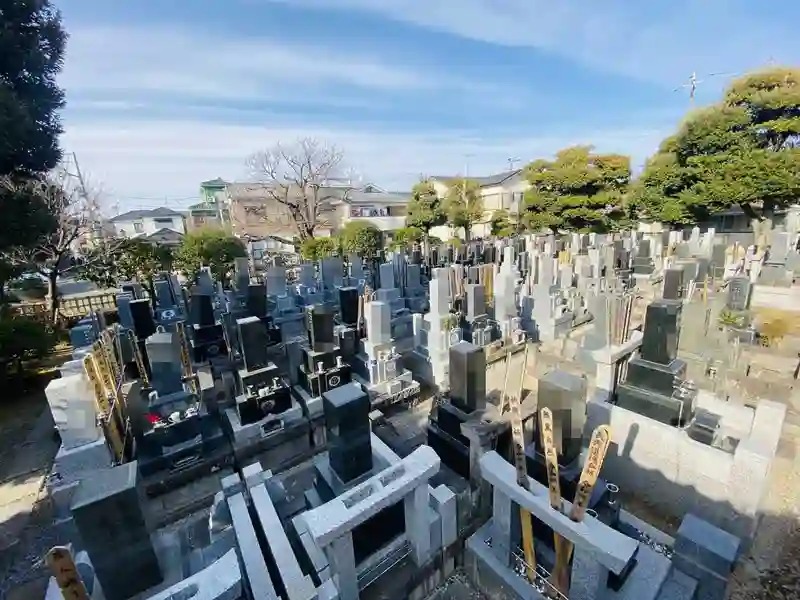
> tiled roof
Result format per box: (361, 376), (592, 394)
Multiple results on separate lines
(145, 228), (184, 243)
(110, 207), (183, 222)
(430, 169), (522, 188)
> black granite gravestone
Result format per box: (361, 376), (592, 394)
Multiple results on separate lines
(662, 268), (684, 300)
(70, 462), (162, 600)
(338, 287), (359, 326)
(307, 305), (335, 346)
(237, 315), (269, 372)
(323, 383), (372, 483)
(246, 284), (267, 319)
(449, 341), (487, 413)
(726, 276), (752, 311)
(616, 300), (694, 426)
(190, 293), (215, 327)
(130, 298), (157, 340)
(640, 301), (681, 365)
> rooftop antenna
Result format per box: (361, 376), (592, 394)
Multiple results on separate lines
(508, 157), (521, 171)
(674, 71), (738, 106)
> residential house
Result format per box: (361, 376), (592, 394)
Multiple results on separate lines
(109, 207), (186, 246)
(220, 181), (410, 247)
(429, 169), (528, 238)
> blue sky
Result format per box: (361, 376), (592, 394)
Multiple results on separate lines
(57, 0), (800, 212)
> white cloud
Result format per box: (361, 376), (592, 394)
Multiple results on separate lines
(62, 115), (668, 209)
(60, 24), (489, 103)
(263, 0), (799, 86)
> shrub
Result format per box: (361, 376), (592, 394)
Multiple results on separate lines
(0, 315), (57, 376)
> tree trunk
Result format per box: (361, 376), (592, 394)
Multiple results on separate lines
(47, 269), (59, 324)
(464, 224), (471, 241)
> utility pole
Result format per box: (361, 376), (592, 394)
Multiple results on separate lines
(71, 152), (104, 242)
(674, 71), (737, 106)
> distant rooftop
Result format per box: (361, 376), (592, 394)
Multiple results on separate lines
(201, 177), (229, 187)
(110, 207), (184, 222)
(430, 170), (522, 187)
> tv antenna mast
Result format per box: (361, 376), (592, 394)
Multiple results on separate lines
(674, 71), (737, 105)
(508, 157), (521, 171)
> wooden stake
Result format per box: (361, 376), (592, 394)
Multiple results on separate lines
(540, 407), (567, 595)
(46, 546), (90, 600)
(551, 425), (613, 595)
(507, 343), (536, 582)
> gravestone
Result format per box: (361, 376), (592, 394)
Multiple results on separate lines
(726, 277), (752, 312)
(190, 292), (215, 328)
(632, 239), (654, 275)
(535, 370), (587, 466)
(145, 331), (184, 396)
(307, 305), (335, 346)
(45, 374), (99, 450)
(465, 283), (487, 321)
(70, 462), (162, 600)
(663, 268), (684, 301)
(246, 284), (267, 319)
(449, 341), (486, 414)
(129, 299), (157, 340)
(237, 316), (270, 373)
(338, 287), (359, 326)
(616, 300), (695, 426)
(323, 383), (372, 483)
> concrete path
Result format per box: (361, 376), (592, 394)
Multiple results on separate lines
(0, 408), (59, 600)
(0, 409), (58, 550)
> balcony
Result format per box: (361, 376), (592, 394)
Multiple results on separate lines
(346, 215), (406, 231)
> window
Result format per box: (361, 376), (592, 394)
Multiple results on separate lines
(153, 218), (174, 228)
(133, 222), (143, 233)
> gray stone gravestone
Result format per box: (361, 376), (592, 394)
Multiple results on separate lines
(70, 462), (162, 600)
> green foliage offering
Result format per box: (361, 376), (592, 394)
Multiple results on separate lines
(388, 226), (424, 250)
(717, 308), (745, 329)
(0, 0), (66, 176)
(339, 221), (382, 257)
(0, 314), (57, 375)
(632, 67), (800, 230)
(448, 237), (463, 247)
(522, 146), (630, 233)
(490, 209), (519, 238)
(444, 178), (485, 240)
(175, 230), (247, 284)
(300, 236), (339, 261)
(405, 180), (446, 236)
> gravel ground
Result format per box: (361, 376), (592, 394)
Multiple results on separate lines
(726, 410), (800, 600)
(424, 569), (488, 600)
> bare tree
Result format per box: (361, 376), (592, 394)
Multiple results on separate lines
(1, 164), (120, 322)
(246, 138), (358, 243)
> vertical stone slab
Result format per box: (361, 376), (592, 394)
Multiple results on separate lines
(404, 484), (432, 565)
